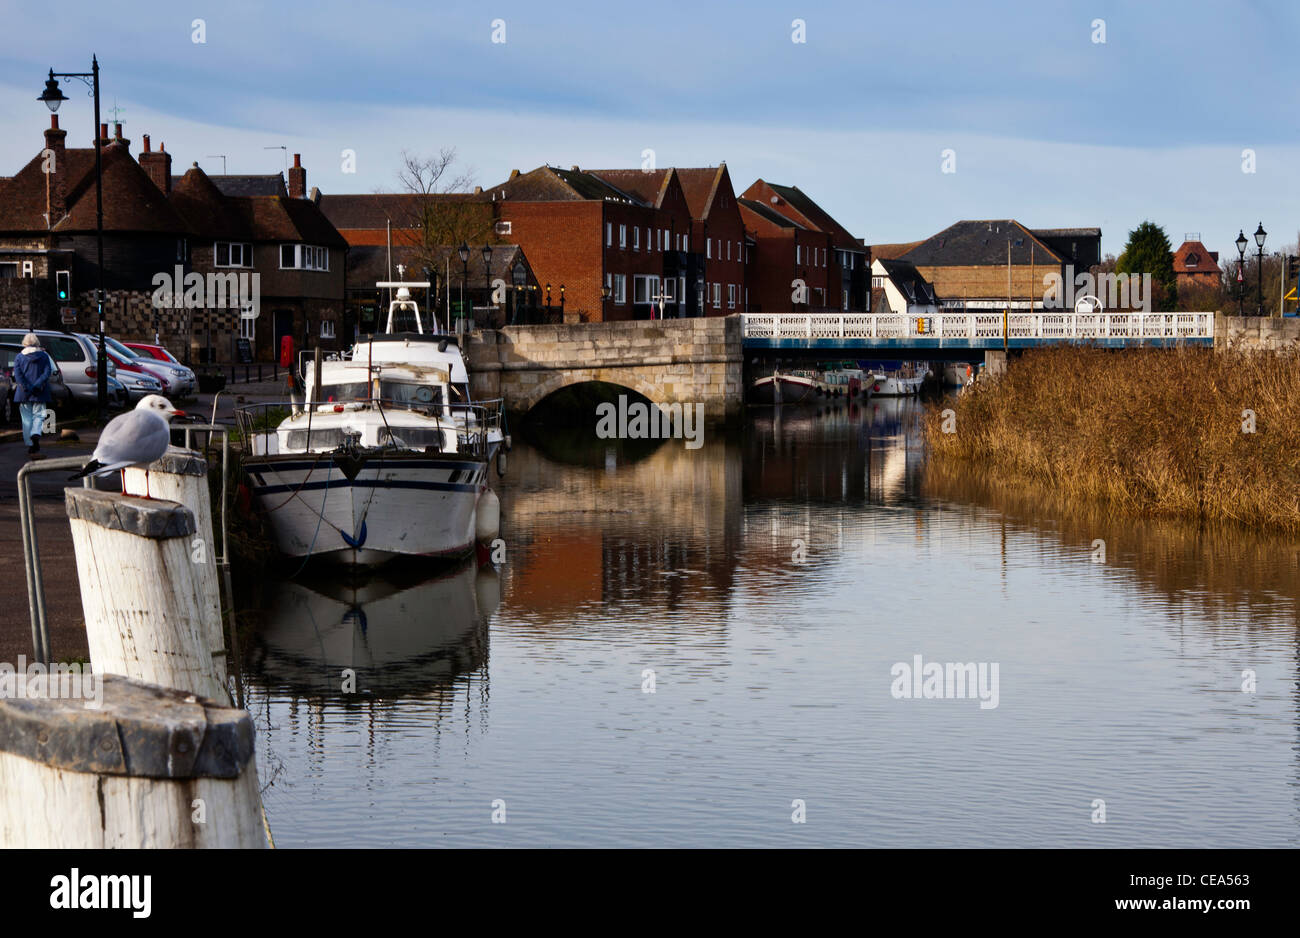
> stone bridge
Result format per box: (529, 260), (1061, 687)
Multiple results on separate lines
(465, 317), (744, 422)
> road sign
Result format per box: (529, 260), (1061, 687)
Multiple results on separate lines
(60, 306), (77, 324)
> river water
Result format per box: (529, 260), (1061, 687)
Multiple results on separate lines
(240, 397), (1300, 847)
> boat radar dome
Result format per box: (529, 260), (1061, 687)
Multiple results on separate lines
(396, 287), (412, 301)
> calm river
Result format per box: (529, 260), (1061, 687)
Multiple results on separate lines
(239, 397), (1300, 847)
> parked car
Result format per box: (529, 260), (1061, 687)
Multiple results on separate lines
(0, 329), (117, 409)
(105, 372), (129, 408)
(0, 342), (73, 419)
(102, 336), (196, 399)
(99, 346), (164, 402)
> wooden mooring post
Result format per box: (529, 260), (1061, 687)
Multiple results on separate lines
(122, 450), (228, 685)
(0, 674), (264, 847)
(64, 488), (228, 705)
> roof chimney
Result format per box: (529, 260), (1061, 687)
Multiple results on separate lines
(509, 169), (520, 179)
(139, 133), (173, 196)
(99, 123), (109, 145)
(473, 185), (483, 195)
(570, 165), (580, 172)
(288, 152), (306, 199)
(44, 115), (68, 226)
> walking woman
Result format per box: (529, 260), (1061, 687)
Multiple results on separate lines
(13, 333), (53, 457)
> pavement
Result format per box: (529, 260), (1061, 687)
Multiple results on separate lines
(0, 381), (293, 664)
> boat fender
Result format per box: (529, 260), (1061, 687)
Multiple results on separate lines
(495, 448), (508, 477)
(476, 487), (501, 544)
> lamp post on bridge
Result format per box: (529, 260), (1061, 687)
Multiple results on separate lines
(457, 241), (469, 330)
(1235, 230), (1248, 317)
(1254, 223), (1267, 318)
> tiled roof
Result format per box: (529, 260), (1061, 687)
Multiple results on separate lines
(1172, 240), (1220, 274)
(489, 166), (643, 203)
(877, 258), (939, 305)
(1032, 228), (1101, 239)
(169, 163), (248, 239)
(586, 169), (675, 208)
(738, 198), (803, 230)
(0, 142), (186, 234)
(673, 167), (726, 220)
(757, 181), (860, 248)
(901, 220), (1062, 267)
(869, 241), (923, 260)
(228, 196), (347, 247)
(193, 174), (288, 197)
(318, 193), (479, 230)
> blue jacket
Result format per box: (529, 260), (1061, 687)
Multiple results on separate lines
(13, 348), (53, 403)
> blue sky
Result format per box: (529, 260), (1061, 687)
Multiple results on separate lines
(1, 0), (1296, 260)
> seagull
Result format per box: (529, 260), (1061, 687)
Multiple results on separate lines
(69, 394), (186, 498)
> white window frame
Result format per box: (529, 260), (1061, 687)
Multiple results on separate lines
(239, 314), (256, 341)
(612, 273), (627, 304)
(727, 283), (736, 309)
(0, 262), (18, 279)
(633, 226), (640, 251)
(712, 282), (721, 308)
(280, 244), (330, 271)
(606, 222), (612, 247)
(633, 274), (660, 305)
(320, 319), (336, 339)
(216, 241), (253, 268)
(706, 239), (712, 259)
(619, 224), (627, 249)
(661, 278), (676, 301)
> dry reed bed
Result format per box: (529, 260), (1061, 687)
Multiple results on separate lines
(924, 345), (1300, 531)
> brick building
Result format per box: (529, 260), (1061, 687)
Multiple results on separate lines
(1172, 235), (1221, 293)
(740, 180), (868, 312)
(896, 220), (1101, 311)
(0, 117), (346, 362)
(737, 197), (833, 313)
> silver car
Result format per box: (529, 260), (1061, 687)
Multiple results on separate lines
(0, 329), (117, 409)
(98, 335), (196, 400)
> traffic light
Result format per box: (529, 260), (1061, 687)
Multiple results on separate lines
(1288, 255), (1300, 281)
(55, 270), (70, 302)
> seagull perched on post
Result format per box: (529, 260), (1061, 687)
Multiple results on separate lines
(70, 394), (186, 498)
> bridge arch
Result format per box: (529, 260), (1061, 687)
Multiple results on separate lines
(515, 369), (668, 417)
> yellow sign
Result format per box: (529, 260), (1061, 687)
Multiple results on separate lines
(1286, 287), (1297, 301)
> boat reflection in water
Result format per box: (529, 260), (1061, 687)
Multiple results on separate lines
(244, 560), (499, 701)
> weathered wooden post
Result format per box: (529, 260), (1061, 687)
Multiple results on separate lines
(122, 449), (227, 684)
(64, 488), (227, 704)
(0, 674), (264, 847)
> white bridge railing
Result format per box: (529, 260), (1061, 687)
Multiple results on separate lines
(740, 312), (1215, 342)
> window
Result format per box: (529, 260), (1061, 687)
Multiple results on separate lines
(726, 240), (731, 260)
(606, 222), (612, 247)
(619, 224), (627, 248)
(712, 283), (721, 308)
(321, 319), (336, 339)
(683, 233), (689, 252)
(280, 244), (330, 271)
(0, 263), (17, 279)
(661, 278), (676, 301)
(706, 239), (712, 259)
(633, 274), (660, 304)
(239, 315), (255, 341)
(662, 229), (668, 251)
(216, 242), (252, 267)
(796, 245), (803, 264)
(494, 220), (512, 236)
(1185, 252), (1199, 268)
(176, 239), (187, 262)
(611, 273), (627, 304)
(727, 284), (736, 309)
(872, 276), (885, 288)
(633, 226), (640, 251)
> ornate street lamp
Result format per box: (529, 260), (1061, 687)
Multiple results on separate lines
(481, 244), (493, 291)
(40, 60), (107, 420)
(1235, 230), (1248, 316)
(1254, 223), (1267, 317)
(457, 241), (469, 328)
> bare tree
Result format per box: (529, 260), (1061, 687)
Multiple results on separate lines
(395, 149), (493, 275)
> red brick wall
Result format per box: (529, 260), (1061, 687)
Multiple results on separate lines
(497, 201), (605, 320)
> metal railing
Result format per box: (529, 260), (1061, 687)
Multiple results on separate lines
(18, 428), (233, 665)
(235, 398), (505, 460)
(740, 312), (1217, 342)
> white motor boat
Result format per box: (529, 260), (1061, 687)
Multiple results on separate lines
(238, 277), (506, 566)
(868, 363), (926, 397)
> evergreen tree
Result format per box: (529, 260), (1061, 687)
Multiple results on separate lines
(1116, 221), (1177, 311)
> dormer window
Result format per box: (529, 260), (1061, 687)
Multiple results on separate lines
(1185, 252), (1199, 268)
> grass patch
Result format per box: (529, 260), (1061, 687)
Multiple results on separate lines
(925, 344), (1300, 531)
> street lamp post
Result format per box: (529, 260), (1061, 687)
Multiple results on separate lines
(1254, 223), (1267, 317)
(39, 58), (106, 422)
(1235, 230), (1248, 317)
(511, 263), (527, 325)
(481, 244), (493, 328)
(457, 241), (469, 331)
(601, 284), (610, 321)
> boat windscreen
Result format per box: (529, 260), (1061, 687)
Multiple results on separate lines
(317, 381), (444, 406)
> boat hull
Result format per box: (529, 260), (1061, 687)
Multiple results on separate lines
(244, 453), (488, 565)
(748, 374), (821, 406)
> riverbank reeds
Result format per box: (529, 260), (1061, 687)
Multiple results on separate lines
(924, 344), (1300, 531)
